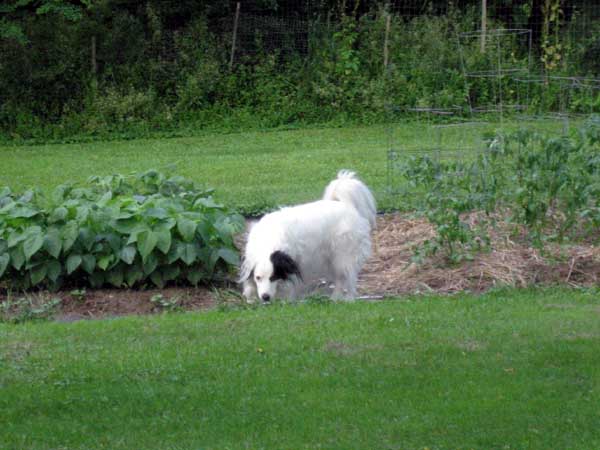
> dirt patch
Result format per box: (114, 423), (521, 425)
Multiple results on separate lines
(561, 332), (599, 341)
(544, 304), (579, 310)
(1, 341), (34, 361)
(57, 287), (217, 320)
(455, 340), (487, 352)
(323, 341), (383, 356)
(2, 213), (600, 321)
(0, 286), (219, 322)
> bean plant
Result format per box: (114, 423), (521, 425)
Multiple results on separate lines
(0, 170), (244, 289)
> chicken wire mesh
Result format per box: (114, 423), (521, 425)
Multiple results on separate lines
(385, 20), (600, 200)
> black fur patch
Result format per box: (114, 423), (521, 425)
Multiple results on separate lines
(270, 251), (301, 281)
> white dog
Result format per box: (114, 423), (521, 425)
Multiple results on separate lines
(239, 170), (376, 302)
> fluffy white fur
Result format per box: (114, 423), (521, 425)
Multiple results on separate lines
(239, 170), (376, 302)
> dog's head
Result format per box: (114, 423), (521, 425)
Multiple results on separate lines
(241, 250), (301, 302)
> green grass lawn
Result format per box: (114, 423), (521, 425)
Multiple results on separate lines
(0, 124), (391, 214)
(1, 120), (569, 214)
(1, 288), (599, 450)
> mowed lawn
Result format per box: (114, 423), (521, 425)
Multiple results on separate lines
(0, 120), (573, 213)
(0, 125), (392, 213)
(2, 288), (600, 450)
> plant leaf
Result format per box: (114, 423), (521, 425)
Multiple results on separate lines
(106, 267), (124, 287)
(120, 245), (137, 265)
(125, 263), (143, 287)
(111, 218), (141, 234)
(97, 255), (113, 271)
(217, 248), (239, 266)
(0, 253), (9, 278)
(46, 260), (62, 282)
(187, 268), (203, 286)
(66, 254), (82, 274)
(181, 242), (197, 265)
(23, 231), (44, 261)
(167, 240), (184, 264)
(81, 254), (96, 274)
(194, 197), (222, 209)
(195, 219), (212, 244)
(10, 206), (39, 218)
(144, 207), (168, 219)
(43, 229), (62, 258)
(177, 218), (197, 242)
(62, 221), (79, 252)
(142, 252), (158, 275)
(150, 270), (164, 288)
(49, 206), (68, 223)
(29, 263), (48, 286)
(10, 246), (25, 270)
(137, 230), (158, 261)
(78, 227), (95, 251)
(7, 230), (26, 248)
(155, 228), (172, 254)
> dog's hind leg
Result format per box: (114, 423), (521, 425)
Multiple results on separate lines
(331, 267), (358, 300)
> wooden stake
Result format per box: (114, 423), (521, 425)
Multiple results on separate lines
(383, 12), (391, 73)
(91, 35), (97, 75)
(229, 2), (241, 70)
(480, 0), (487, 53)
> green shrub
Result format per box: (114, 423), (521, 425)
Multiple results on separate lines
(0, 170), (244, 290)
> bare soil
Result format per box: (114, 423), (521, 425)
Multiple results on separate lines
(2, 213), (599, 321)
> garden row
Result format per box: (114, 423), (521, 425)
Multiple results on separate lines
(0, 170), (244, 290)
(399, 116), (600, 262)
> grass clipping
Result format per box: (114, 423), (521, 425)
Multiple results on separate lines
(359, 213), (600, 296)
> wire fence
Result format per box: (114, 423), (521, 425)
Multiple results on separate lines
(219, 1), (600, 65)
(2, 1), (600, 138)
(219, 1), (600, 119)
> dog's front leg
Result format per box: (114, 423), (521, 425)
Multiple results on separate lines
(242, 279), (258, 303)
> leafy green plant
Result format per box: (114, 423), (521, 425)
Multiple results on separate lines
(150, 293), (182, 312)
(401, 116), (600, 260)
(69, 288), (86, 302)
(0, 170), (244, 290)
(0, 293), (62, 323)
(400, 155), (492, 262)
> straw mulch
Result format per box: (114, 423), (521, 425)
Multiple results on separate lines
(359, 213), (600, 296)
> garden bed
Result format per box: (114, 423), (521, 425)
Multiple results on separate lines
(360, 213), (600, 295)
(3, 213), (600, 322)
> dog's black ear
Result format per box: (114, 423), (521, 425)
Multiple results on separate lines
(270, 251), (301, 281)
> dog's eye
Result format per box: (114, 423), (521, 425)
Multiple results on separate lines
(255, 276), (262, 281)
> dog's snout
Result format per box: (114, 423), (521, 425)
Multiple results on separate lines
(261, 293), (271, 302)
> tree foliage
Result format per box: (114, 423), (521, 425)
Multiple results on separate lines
(0, 1), (598, 141)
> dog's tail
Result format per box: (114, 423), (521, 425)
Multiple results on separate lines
(323, 170), (377, 229)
